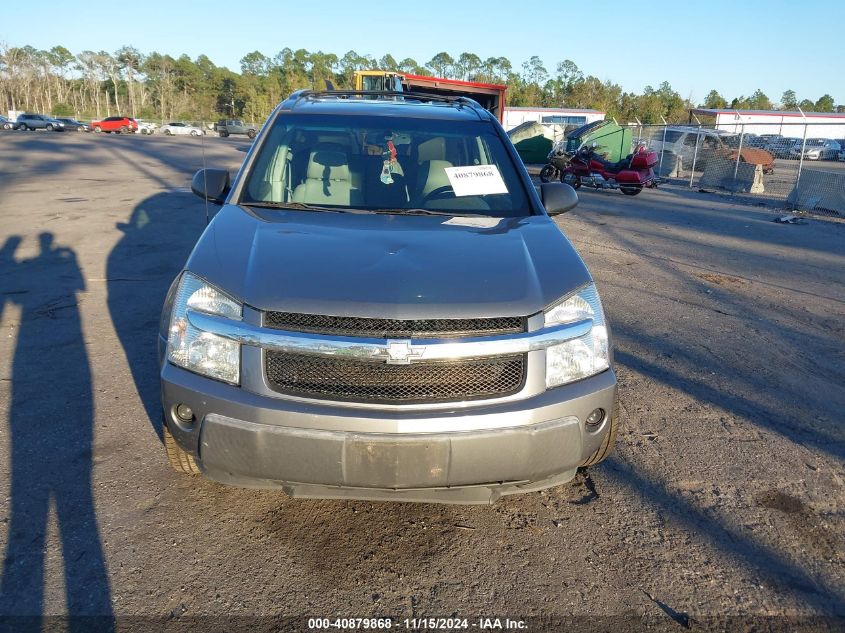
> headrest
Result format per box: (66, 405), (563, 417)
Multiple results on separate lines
(417, 137), (446, 162)
(307, 150), (350, 180)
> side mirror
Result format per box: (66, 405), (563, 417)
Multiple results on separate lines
(191, 168), (230, 204)
(540, 182), (578, 216)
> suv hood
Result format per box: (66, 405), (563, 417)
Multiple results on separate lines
(185, 205), (592, 319)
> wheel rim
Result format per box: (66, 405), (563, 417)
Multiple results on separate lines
(563, 173), (580, 189)
(539, 165), (556, 183)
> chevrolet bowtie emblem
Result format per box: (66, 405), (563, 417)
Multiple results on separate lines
(385, 339), (425, 364)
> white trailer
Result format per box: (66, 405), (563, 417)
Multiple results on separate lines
(691, 108), (845, 139)
(503, 107), (605, 132)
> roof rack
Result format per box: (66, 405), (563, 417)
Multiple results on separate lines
(282, 89), (487, 118)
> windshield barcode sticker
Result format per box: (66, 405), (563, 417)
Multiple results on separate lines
(444, 165), (508, 197)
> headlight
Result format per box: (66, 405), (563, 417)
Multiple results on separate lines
(166, 272), (242, 384)
(544, 283), (610, 388)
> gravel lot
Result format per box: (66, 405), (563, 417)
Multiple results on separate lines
(0, 131), (843, 631)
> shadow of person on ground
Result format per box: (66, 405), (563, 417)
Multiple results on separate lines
(0, 233), (114, 632)
(106, 192), (210, 441)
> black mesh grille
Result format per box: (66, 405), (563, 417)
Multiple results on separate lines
(265, 353), (526, 403)
(264, 312), (524, 338)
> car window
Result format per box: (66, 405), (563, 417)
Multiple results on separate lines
(242, 113), (531, 218)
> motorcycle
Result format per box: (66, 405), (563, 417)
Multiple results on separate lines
(538, 139), (570, 183)
(541, 141), (659, 196)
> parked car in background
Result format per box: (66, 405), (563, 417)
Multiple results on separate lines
(160, 121), (204, 136)
(738, 134), (770, 149)
(90, 116), (138, 134)
(0, 115), (12, 130)
(766, 137), (801, 159)
(649, 127), (774, 174)
(136, 120), (158, 135)
(766, 136), (801, 158)
(789, 138), (841, 161)
(216, 119), (256, 138)
(720, 134), (775, 173)
(14, 113), (65, 131)
(56, 118), (89, 132)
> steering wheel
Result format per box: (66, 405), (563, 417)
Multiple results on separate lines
(421, 185), (455, 203)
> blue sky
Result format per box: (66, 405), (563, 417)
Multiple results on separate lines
(2, 0), (842, 105)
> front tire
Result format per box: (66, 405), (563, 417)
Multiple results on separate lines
(562, 173), (581, 189)
(580, 396), (620, 467)
(165, 129), (172, 136)
(539, 164), (558, 183)
(94, 125), (101, 133)
(46, 123), (54, 131)
(620, 186), (642, 196)
(119, 125), (128, 134)
(163, 425), (201, 475)
(190, 130), (198, 136)
(247, 129), (256, 139)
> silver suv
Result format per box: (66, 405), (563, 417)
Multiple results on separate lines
(160, 90), (619, 504)
(15, 113), (65, 131)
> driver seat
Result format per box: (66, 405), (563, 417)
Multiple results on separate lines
(414, 159), (453, 204)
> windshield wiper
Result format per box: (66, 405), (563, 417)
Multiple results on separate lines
(241, 201), (352, 213)
(370, 208), (490, 217)
(243, 202), (492, 218)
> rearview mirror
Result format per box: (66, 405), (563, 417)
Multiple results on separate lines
(191, 168), (230, 204)
(540, 182), (578, 216)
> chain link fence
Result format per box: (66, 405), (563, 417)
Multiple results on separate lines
(635, 122), (845, 216)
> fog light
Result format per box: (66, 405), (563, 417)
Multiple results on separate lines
(176, 404), (194, 421)
(585, 408), (605, 428)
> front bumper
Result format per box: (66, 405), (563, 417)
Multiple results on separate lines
(161, 361), (617, 504)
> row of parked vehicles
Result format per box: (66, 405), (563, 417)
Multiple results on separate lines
(751, 134), (844, 161)
(651, 127), (845, 164)
(0, 113), (258, 139)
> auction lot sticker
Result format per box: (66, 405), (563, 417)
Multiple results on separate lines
(444, 165), (508, 197)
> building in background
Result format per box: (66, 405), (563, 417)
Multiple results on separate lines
(503, 107), (604, 132)
(689, 108), (845, 138)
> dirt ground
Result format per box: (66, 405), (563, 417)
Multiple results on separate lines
(0, 131), (843, 632)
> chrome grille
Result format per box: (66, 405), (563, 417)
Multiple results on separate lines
(265, 353), (526, 404)
(264, 312), (525, 338)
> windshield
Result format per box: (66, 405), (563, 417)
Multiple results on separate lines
(241, 113), (531, 217)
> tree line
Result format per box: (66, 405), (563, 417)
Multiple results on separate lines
(1, 44), (840, 124)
